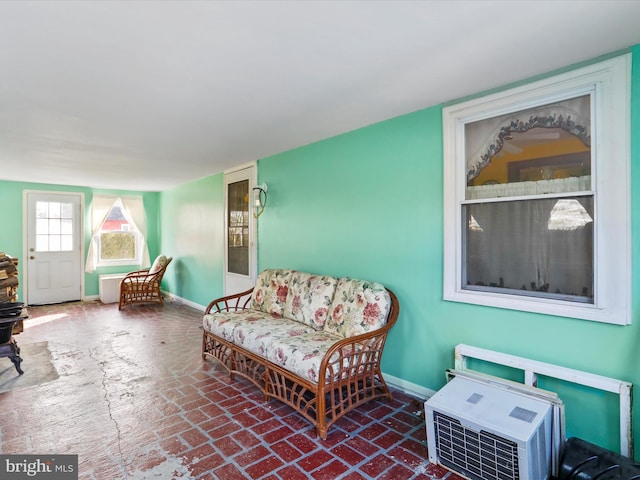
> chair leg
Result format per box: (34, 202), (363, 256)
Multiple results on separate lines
(10, 353), (23, 375)
(7, 339), (23, 375)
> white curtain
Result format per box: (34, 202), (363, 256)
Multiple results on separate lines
(465, 95), (591, 182)
(465, 197), (594, 299)
(466, 176), (591, 200)
(85, 195), (151, 272)
(120, 196), (151, 269)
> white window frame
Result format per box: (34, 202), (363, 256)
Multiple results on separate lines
(85, 194), (150, 273)
(96, 199), (143, 268)
(443, 54), (631, 325)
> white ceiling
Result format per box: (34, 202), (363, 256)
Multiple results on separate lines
(2, 1), (640, 191)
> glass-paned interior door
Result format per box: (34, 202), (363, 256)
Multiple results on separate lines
(224, 164), (257, 295)
(227, 180), (249, 276)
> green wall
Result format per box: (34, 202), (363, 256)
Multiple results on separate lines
(251, 48), (640, 452)
(159, 173), (225, 307)
(257, 106), (446, 386)
(0, 180), (160, 299)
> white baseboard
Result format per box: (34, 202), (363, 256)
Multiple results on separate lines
(383, 372), (436, 401)
(85, 291), (203, 308)
(162, 291), (207, 312)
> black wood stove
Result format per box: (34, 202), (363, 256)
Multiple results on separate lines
(0, 302), (25, 375)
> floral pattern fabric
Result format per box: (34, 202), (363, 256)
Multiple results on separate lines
(204, 271), (392, 385)
(203, 310), (270, 342)
(283, 271), (337, 330)
(250, 269), (293, 317)
(324, 278), (391, 338)
(149, 255), (171, 274)
(203, 307), (346, 383)
(233, 316), (316, 359)
(264, 330), (355, 383)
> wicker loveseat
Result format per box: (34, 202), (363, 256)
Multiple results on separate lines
(201, 269), (399, 439)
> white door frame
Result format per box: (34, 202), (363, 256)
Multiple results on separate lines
(224, 162), (258, 296)
(23, 190), (85, 305)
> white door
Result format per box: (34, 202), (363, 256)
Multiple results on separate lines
(224, 165), (258, 296)
(25, 191), (83, 305)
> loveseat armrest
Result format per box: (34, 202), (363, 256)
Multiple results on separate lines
(313, 288), (399, 438)
(205, 288), (254, 314)
(319, 308), (398, 389)
(320, 287), (399, 373)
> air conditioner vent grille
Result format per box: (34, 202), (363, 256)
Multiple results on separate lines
(510, 406), (537, 424)
(433, 411), (520, 480)
(467, 393), (483, 404)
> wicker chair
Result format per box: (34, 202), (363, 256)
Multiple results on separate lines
(118, 255), (172, 310)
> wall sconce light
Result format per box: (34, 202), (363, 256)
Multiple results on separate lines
(253, 183), (268, 218)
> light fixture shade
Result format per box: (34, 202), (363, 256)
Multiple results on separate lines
(253, 183), (268, 218)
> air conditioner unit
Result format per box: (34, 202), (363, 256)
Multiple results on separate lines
(425, 375), (553, 480)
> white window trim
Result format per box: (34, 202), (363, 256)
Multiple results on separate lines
(85, 195), (151, 272)
(443, 54), (631, 325)
(96, 198), (144, 268)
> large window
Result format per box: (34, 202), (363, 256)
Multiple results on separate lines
(443, 55), (631, 325)
(98, 200), (139, 264)
(85, 195), (150, 272)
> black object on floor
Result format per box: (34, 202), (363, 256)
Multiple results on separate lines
(0, 317), (23, 374)
(559, 437), (640, 479)
(0, 301), (25, 317)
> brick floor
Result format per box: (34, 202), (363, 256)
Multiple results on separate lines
(0, 300), (463, 479)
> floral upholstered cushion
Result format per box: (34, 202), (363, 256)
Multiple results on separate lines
(233, 317), (316, 359)
(324, 278), (391, 338)
(283, 271), (338, 330)
(203, 310), (269, 343)
(149, 255), (171, 274)
(250, 269), (293, 317)
(203, 308), (339, 383)
(264, 330), (355, 383)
